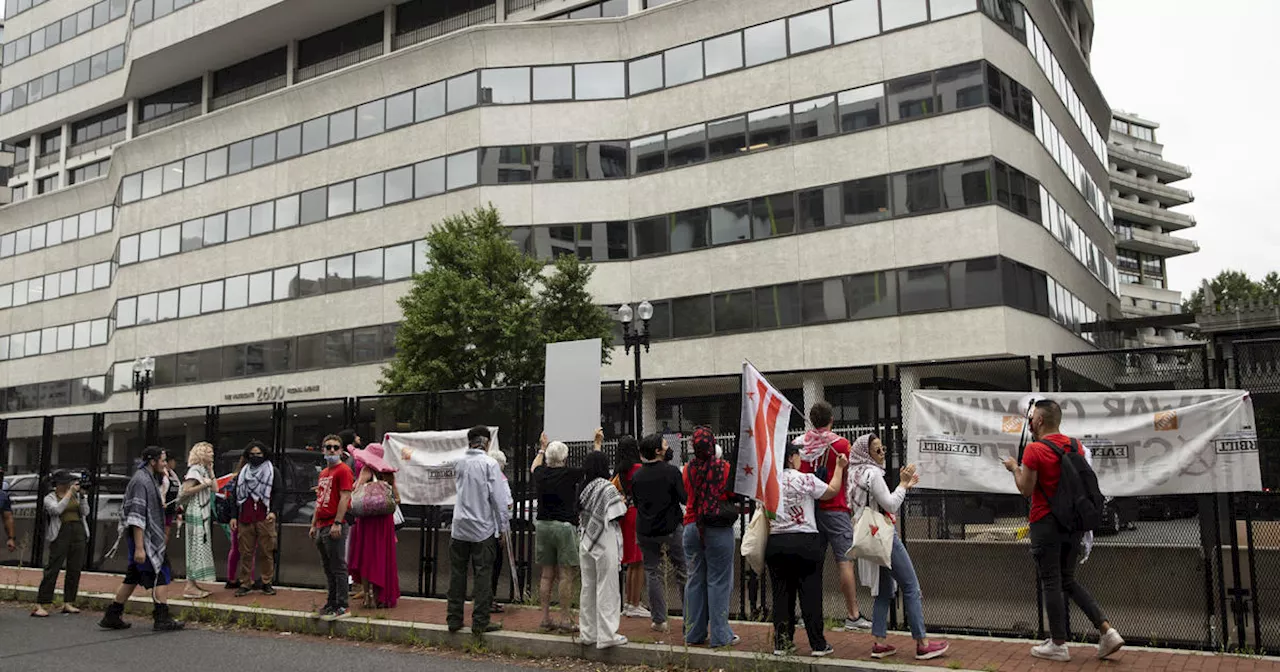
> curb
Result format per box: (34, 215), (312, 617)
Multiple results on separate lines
(1, 584), (980, 672)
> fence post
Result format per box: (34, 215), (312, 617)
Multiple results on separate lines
(85, 413), (105, 570)
(30, 416), (56, 568)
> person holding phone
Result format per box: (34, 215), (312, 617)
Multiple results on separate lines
(33, 470), (90, 617)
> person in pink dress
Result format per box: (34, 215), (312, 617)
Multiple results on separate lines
(347, 443), (401, 609)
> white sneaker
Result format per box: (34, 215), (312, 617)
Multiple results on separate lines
(1098, 629), (1125, 659)
(651, 621), (670, 633)
(598, 635), (628, 650)
(623, 604), (651, 618)
(1032, 639), (1071, 662)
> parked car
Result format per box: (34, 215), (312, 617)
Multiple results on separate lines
(4, 473), (130, 522)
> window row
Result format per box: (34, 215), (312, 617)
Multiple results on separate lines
(133, 0), (206, 27)
(1, 0), (126, 66)
(0, 260), (114, 311)
(1022, 9), (1106, 166)
(0, 318), (111, 362)
(513, 158), (996, 261)
(544, 0), (627, 20)
(117, 0), (979, 204)
(118, 152), (476, 265)
(69, 159), (110, 185)
(116, 241), (429, 329)
(0, 375), (106, 413)
(1031, 91), (1111, 229)
(110, 324), (400, 395)
(1, 44), (126, 115)
(72, 106), (127, 146)
(1045, 275), (1099, 345)
(1036, 183), (1120, 297)
(0, 206), (114, 260)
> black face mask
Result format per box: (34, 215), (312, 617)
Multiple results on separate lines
(248, 455), (266, 467)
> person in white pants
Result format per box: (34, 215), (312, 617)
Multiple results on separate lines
(577, 451), (629, 649)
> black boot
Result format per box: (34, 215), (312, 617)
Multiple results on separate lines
(153, 603), (185, 632)
(98, 602), (131, 630)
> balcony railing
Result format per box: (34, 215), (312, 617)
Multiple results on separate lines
(135, 105), (202, 136)
(35, 152), (59, 170)
(210, 74), (287, 112)
(13, 161), (29, 178)
(505, 0), (538, 13)
(67, 129), (127, 159)
(296, 43), (384, 84)
(393, 4), (497, 51)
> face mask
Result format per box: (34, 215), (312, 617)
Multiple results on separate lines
(324, 455), (341, 466)
(248, 455), (266, 467)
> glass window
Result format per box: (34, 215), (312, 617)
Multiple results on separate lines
(139, 229), (161, 260)
(797, 186), (841, 230)
(941, 159), (992, 208)
(58, 325), (75, 352)
(117, 297), (137, 327)
(326, 255), (354, 293)
(356, 99), (385, 139)
(480, 146), (532, 184)
(142, 167), (162, 199)
(669, 209), (708, 252)
(899, 264), (949, 313)
(631, 216), (668, 257)
(353, 326), (381, 363)
(354, 249), (383, 288)
(203, 213), (226, 245)
(122, 174), (142, 203)
(793, 95), (838, 140)
(709, 201), (751, 245)
(275, 194), (300, 229)
(160, 161), (182, 192)
(843, 175), (891, 224)
(228, 139), (252, 174)
(534, 143), (576, 181)
(157, 289), (179, 321)
(707, 115), (747, 159)
(802, 279), (848, 323)
(298, 260), (325, 297)
(355, 173), (384, 211)
(892, 167), (941, 215)
(59, 271), (74, 296)
(533, 66), (572, 101)
(671, 295), (712, 338)
(446, 151), (478, 190)
(833, 0), (880, 43)
(272, 266), (298, 301)
(43, 274), (58, 300)
(251, 133), (275, 167)
(574, 62), (625, 100)
(744, 19), (786, 67)
(93, 261), (110, 289)
(481, 67), (530, 104)
(277, 124), (302, 159)
(887, 72), (935, 121)
(328, 181), (354, 217)
(250, 201), (274, 235)
(178, 284), (201, 318)
(205, 146), (228, 179)
(628, 54), (663, 95)
(300, 187), (328, 224)
(384, 243), (413, 281)
(755, 284), (800, 329)
(385, 166), (413, 203)
(446, 72), (478, 112)
(119, 235), (139, 264)
(713, 291), (754, 333)
(882, 0), (927, 30)
(64, 218), (80, 241)
(302, 117), (328, 154)
(751, 192), (795, 238)
(384, 90), (414, 129)
(183, 154), (206, 187)
(247, 271), (271, 305)
(201, 281), (223, 313)
(415, 81), (446, 121)
(951, 257), (1001, 308)
(329, 109), (356, 145)
(704, 32), (743, 76)
(789, 7), (832, 53)
(936, 61), (984, 113)
(664, 42), (702, 87)
(226, 207), (251, 241)
(747, 105), (790, 148)
(415, 157), (445, 197)
(630, 134), (665, 175)
(666, 124), (706, 167)
(847, 271), (897, 319)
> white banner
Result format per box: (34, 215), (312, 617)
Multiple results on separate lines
(908, 390), (1260, 496)
(382, 427), (500, 506)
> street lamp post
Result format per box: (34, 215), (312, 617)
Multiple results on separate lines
(132, 356), (155, 443)
(616, 301), (654, 437)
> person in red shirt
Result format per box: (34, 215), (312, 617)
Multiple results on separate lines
(310, 434), (354, 620)
(796, 401), (869, 632)
(1003, 399), (1123, 662)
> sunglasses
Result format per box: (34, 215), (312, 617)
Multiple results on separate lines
(323, 444), (342, 450)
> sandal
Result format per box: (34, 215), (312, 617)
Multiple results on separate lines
(182, 590), (211, 600)
(61, 605), (81, 614)
(31, 607), (50, 618)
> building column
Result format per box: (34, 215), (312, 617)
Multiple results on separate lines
(641, 386), (658, 439)
(495, 0), (506, 22)
(383, 5), (394, 53)
(285, 42), (298, 86)
(627, 0), (643, 14)
(25, 132), (37, 175)
(801, 377), (824, 426)
(124, 99), (137, 139)
(57, 122), (69, 185)
(201, 72), (213, 113)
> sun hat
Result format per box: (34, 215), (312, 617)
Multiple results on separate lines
(351, 443), (397, 473)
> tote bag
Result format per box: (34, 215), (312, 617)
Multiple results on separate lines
(739, 507), (769, 575)
(848, 472), (894, 568)
(351, 479), (397, 518)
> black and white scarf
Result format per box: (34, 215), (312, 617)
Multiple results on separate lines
(236, 461), (274, 508)
(113, 465), (167, 572)
(578, 477), (626, 554)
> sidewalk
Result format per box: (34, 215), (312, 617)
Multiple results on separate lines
(3, 566), (1275, 672)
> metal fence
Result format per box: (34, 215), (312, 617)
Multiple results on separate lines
(4, 346), (1280, 653)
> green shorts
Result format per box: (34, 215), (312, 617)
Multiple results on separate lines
(535, 519), (580, 567)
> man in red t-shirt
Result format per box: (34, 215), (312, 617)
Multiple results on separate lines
(1003, 399), (1123, 662)
(798, 401), (869, 632)
(310, 434), (354, 620)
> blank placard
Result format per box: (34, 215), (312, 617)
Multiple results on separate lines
(544, 338), (602, 443)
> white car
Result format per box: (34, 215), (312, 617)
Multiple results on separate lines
(3, 473), (128, 522)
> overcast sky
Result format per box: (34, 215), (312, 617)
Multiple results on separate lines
(1089, 1), (1280, 297)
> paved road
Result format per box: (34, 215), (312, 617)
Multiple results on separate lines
(0, 605), (542, 672)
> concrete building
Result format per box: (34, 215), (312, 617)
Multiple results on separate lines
(0, 0), (1119, 464)
(1107, 110), (1198, 347)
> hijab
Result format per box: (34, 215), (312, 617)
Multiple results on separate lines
(685, 426), (727, 524)
(848, 433), (882, 493)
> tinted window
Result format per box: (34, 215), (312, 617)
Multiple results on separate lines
(840, 83), (884, 131)
(936, 62), (984, 113)
(298, 260), (325, 297)
(228, 140), (252, 174)
(329, 109), (355, 145)
(533, 66), (573, 101)
(415, 157), (445, 197)
(251, 133), (275, 167)
(666, 124), (706, 167)
(386, 91), (414, 129)
(630, 135), (665, 175)
(887, 73), (935, 121)
(842, 175), (891, 225)
(789, 8), (832, 53)
(802, 279), (847, 324)
(445, 151), (477, 189)
(704, 32), (743, 76)
(747, 105), (790, 148)
(206, 147), (228, 179)
(744, 19), (786, 67)
(300, 187), (327, 224)
(354, 249), (383, 288)
(714, 291), (754, 333)
(756, 284), (800, 329)
(534, 144), (576, 181)
(481, 67), (530, 104)
(180, 219), (203, 251)
(847, 271), (897, 319)
(579, 141), (628, 179)
(628, 55), (663, 95)
(385, 166), (413, 203)
(671, 295), (712, 338)
(631, 217), (668, 256)
(415, 82), (445, 121)
(574, 62), (625, 100)
(751, 192), (795, 238)
(797, 186), (841, 230)
(356, 100), (385, 139)
(669, 209), (708, 252)
(941, 159), (992, 208)
(951, 257), (1002, 308)
(793, 95), (838, 140)
(709, 201), (751, 245)
(707, 115), (747, 159)
(481, 146), (532, 184)
(898, 265), (949, 313)
(446, 73), (477, 111)
(664, 43), (702, 87)
(328, 181), (354, 217)
(892, 167), (941, 215)
(326, 255), (353, 293)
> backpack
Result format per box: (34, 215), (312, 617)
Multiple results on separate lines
(1037, 437), (1104, 533)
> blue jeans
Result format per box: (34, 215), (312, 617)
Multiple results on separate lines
(871, 535), (926, 640)
(682, 524), (735, 646)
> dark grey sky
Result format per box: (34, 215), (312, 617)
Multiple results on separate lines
(1090, 0), (1280, 296)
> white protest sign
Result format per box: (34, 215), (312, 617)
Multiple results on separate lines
(544, 338), (602, 442)
(382, 427), (500, 506)
(908, 389), (1260, 496)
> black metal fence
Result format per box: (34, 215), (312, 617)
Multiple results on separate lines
(4, 345), (1280, 653)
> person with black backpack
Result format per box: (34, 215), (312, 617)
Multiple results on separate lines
(1002, 399), (1124, 662)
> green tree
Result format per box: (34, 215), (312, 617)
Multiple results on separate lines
(1184, 270), (1274, 315)
(379, 206), (613, 393)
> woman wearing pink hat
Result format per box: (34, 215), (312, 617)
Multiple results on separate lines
(347, 443), (401, 609)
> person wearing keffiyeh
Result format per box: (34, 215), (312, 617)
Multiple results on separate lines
(98, 446), (184, 632)
(232, 440), (283, 597)
(680, 427), (738, 648)
(576, 452), (629, 649)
